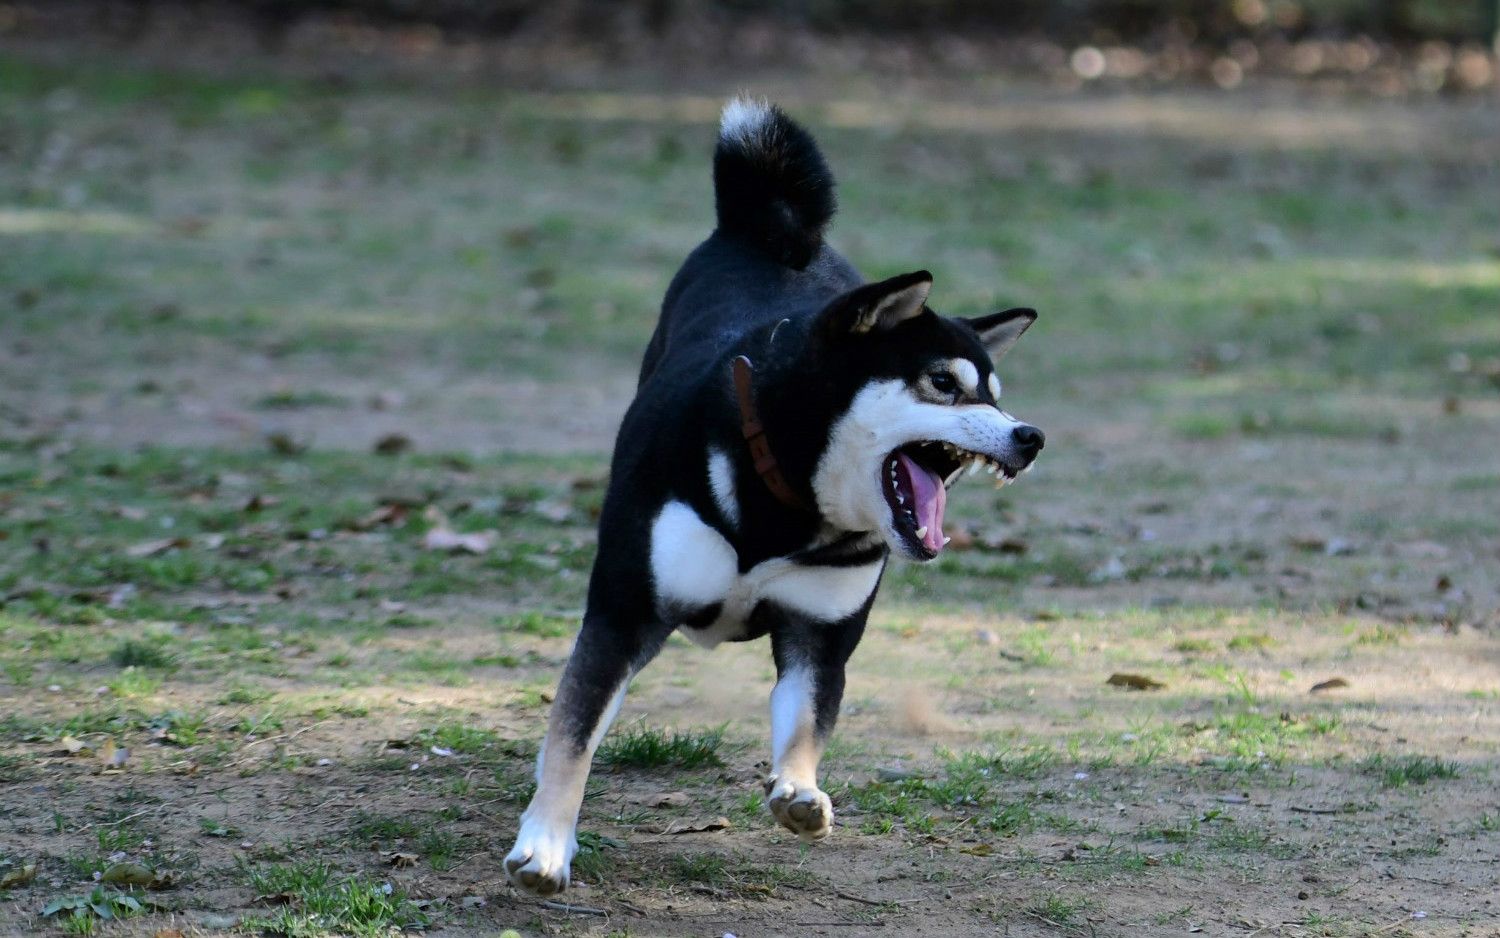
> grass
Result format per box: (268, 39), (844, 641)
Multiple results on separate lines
(1361, 754), (1461, 788)
(660, 851), (818, 898)
(669, 852), (728, 885)
(842, 747), (1064, 837)
(107, 639), (179, 671)
(1027, 892), (1094, 926)
(596, 725), (726, 769)
(241, 860), (427, 937)
(414, 722), (501, 755)
(572, 831), (622, 882)
(0, 33), (1496, 938)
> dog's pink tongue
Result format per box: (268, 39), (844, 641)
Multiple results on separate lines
(896, 451), (947, 553)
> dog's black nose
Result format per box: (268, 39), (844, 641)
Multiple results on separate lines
(1012, 424), (1045, 457)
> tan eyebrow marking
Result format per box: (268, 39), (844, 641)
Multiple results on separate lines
(949, 358), (979, 396)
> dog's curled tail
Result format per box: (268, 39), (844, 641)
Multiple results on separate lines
(713, 97), (836, 271)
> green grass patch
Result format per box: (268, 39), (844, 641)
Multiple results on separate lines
(1027, 892), (1094, 925)
(252, 389), (351, 411)
(415, 722), (500, 755)
(1225, 633), (1275, 651)
(108, 638), (180, 671)
(596, 725), (725, 770)
(497, 611), (575, 638)
(241, 859), (427, 937)
(1362, 754), (1460, 788)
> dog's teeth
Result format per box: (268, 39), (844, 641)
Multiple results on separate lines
(942, 536), (951, 546)
(966, 461), (980, 477)
(914, 526), (928, 539)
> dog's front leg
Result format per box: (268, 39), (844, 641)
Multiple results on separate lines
(505, 615), (667, 896)
(765, 608), (869, 841)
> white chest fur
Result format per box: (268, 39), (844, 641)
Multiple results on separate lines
(649, 500), (884, 648)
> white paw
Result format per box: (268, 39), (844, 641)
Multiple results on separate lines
(765, 774), (834, 841)
(504, 816), (577, 897)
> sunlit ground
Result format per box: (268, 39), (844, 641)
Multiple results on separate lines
(1, 35), (1498, 938)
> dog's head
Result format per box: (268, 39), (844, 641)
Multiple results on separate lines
(807, 270), (1043, 561)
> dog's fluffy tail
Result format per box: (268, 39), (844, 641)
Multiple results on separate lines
(713, 97), (836, 270)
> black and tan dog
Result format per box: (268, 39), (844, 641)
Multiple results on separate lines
(505, 98), (1044, 896)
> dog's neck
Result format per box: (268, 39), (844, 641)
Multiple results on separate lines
(731, 354), (815, 513)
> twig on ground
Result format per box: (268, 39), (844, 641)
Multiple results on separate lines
(78, 808), (155, 831)
(1244, 922), (1300, 937)
(834, 889), (921, 907)
(1024, 910), (1070, 930)
(541, 900), (608, 916)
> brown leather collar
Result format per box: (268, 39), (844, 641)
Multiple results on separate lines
(731, 355), (814, 512)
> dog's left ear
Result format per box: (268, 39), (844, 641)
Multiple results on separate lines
(965, 307), (1037, 360)
(823, 270), (933, 337)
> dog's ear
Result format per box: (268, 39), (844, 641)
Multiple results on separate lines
(823, 270), (933, 337)
(965, 307), (1036, 360)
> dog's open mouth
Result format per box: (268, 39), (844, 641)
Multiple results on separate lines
(883, 442), (1020, 558)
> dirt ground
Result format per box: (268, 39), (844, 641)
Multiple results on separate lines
(2, 18), (1499, 938)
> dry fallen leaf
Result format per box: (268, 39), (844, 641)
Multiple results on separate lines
(348, 503), (407, 531)
(126, 537), (189, 558)
(0, 862), (37, 888)
(644, 791), (692, 808)
(59, 736), (92, 756)
(1106, 673), (1166, 691)
(386, 852), (420, 869)
(98, 737), (130, 769)
(254, 891), (296, 906)
(106, 583), (137, 608)
(373, 433), (413, 455)
(531, 498), (574, 523)
(1310, 677), (1350, 693)
(651, 816), (732, 835)
(422, 527), (495, 554)
(945, 526), (975, 550)
(101, 862), (155, 886)
(265, 430), (308, 455)
(244, 494), (280, 512)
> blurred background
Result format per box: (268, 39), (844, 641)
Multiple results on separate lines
(1, 2), (1498, 936)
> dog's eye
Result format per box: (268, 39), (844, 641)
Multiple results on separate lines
(928, 372), (957, 394)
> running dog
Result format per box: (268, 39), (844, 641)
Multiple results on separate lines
(504, 97), (1045, 896)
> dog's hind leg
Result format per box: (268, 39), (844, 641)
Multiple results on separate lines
(505, 614), (668, 896)
(764, 605), (871, 841)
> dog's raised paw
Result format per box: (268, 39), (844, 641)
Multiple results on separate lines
(765, 775), (834, 841)
(504, 821), (576, 897)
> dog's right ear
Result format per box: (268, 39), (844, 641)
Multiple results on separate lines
(820, 270), (933, 337)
